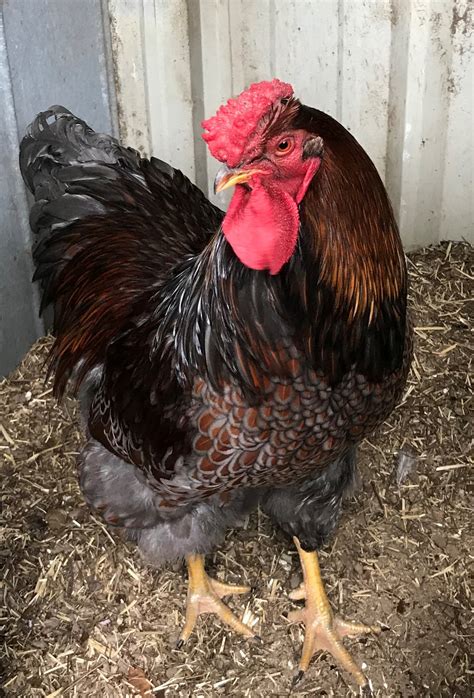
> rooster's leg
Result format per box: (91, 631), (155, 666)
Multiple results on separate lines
(177, 554), (254, 646)
(289, 537), (380, 689)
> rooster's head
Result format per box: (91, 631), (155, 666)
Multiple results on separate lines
(202, 80), (322, 274)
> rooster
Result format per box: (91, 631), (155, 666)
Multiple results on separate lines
(20, 79), (412, 689)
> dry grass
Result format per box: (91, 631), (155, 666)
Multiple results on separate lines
(1, 241), (472, 697)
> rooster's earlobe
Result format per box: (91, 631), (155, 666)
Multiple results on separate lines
(303, 136), (324, 160)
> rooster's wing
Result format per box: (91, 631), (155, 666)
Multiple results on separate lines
(20, 106), (223, 396)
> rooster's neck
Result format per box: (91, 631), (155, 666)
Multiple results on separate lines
(301, 171), (406, 323)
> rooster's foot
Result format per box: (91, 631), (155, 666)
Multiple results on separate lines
(177, 554), (254, 646)
(289, 537), (380, 689)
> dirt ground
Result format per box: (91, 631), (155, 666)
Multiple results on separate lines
(1, 242), (472, 698)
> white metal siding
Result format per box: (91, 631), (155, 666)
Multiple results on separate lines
(110, 0), (473, 246)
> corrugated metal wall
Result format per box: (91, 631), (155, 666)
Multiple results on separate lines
(0, 0), (472, 375)
(111, 0), (473, 248)
(0, 0), (117, 375)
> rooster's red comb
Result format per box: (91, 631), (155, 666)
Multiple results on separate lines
(202, 79), (294, 167)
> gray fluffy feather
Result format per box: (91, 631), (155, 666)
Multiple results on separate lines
(78, 439), (262, 564)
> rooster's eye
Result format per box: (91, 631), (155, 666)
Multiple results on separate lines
(275, 138), (294, 156)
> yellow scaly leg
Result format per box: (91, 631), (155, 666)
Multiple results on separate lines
(289, 537), (380, 689)
(177, 554), (254, 647)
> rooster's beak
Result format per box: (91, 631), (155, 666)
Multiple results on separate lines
(214, 165), (264, 194)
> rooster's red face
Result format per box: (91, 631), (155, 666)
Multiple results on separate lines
(214, 130), (322, 203)
(202, 80), (323, 274)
